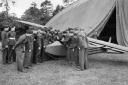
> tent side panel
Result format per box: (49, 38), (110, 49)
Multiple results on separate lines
(116, 0), (128, 46)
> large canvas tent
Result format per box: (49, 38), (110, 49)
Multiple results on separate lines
(46, 0), (128, 47)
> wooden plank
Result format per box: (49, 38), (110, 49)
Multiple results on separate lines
(88, 37), (128, 53)
(16, 20), (46, 29)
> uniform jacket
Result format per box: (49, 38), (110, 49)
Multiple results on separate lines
(24, 34), (34, 52)
(14, 34), (26, 52)
(37, 33), (42, 49)
(69, 35), (78, 49)
(8, 31), (16, 45)
(78, 32), (89, 48)
(1, 31), (8, 48)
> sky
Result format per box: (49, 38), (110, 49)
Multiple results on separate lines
(0, 0), (63, 18)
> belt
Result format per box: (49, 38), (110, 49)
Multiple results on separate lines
(9, 38), (15, 40)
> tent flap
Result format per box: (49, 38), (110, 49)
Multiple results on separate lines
(116, 0), (128, 46)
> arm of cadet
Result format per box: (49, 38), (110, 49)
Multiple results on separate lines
(13, 35), (25, 49)
(13, 40), (21, 49)
(1, 32), (8, 48)
(1, 32), (5, 44)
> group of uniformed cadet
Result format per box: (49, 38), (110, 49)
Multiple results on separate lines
(1, 26), (89, 72)
(1, 27), (16, 64)
(60, 28), (89, 70)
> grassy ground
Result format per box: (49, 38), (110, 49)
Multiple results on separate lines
(0, 46), (128, 85)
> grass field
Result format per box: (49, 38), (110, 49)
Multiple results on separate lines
(0, 50), (128, 85)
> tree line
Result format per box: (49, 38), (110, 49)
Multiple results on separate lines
(0, 0), (64, 31)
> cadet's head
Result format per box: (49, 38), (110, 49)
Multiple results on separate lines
(11, 26), (15, 31)
(33, 30), (37, 34)
(48, 27), (53, 30)
(43, 27), (47, 31)
(69, 29), (74, 33)
(62, 31), (67, 34)
(56, 30), (60, 33)
(37, 29), (42, 33)
(69, 33), (74, 37)
(73, 30), (79, 35)
(41, 31), (46, 35)
(26, 27), (33, 34)
(68, 27), (73, 31)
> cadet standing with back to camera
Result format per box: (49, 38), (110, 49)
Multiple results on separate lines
(8, 26), (16, 63)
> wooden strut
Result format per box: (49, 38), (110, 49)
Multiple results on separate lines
(88, 37), (128, 53)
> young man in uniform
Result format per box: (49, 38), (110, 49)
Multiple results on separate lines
(14, 28), (33, 72)
(14, 34), (26, 72)
(8, 27), (16, 63)
(23, 28), (34, 69)
(77, 30), (89, 70)
(41, 30), (47, 62)
(1, 27), (9, 64)
(65, 31), (72, 61)
(32, 30), (37, 64)
(35, 29), (43, 63)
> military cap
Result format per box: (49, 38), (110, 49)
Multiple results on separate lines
(77, 31), (87, 36)
(68, 27), (74, 31)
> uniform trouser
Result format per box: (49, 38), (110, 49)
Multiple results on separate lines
(70, 48), (75, 61)
(32, 42), (37, 64)
(31, 49), (33, 64)
(16, 51), (25, 71)
(41, 47), (46, 62)
(2, 48), (8, 64)
(66, 47), (71, 61)
(8, 45), (16, 62)
(74, 47), (79, 65)
(23, 51), (32, 68)
(79, 48), (88, 70)
(35, 49), (41, 63)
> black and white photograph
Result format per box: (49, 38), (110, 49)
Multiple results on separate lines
(0, 0), (128, 85)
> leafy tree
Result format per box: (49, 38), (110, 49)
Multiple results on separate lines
(21, 2), (41, 24)
(22, 1), (54, 25)
(53, 5), (64, 16)
(0, 11), (14, 28)
(40, 0), (53, 25)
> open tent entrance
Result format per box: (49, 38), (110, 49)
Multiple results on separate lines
(98, 7), (117, 44)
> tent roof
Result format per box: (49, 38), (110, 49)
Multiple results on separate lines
(46, 0), (116, 35)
